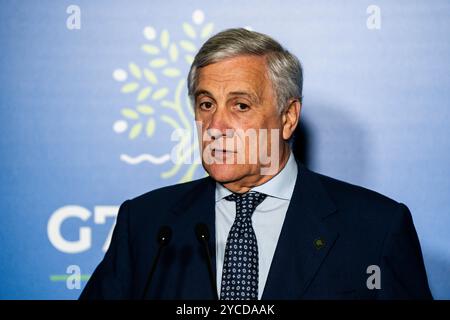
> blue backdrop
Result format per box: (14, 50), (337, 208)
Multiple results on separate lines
(0, 0), (449, 299)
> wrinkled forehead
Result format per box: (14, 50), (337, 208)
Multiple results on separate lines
(195, 55), (273, 100)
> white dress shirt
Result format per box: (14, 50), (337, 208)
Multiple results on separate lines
(215, 151), (298, 299)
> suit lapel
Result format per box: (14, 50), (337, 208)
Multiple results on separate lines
(262, 162), (339, 299)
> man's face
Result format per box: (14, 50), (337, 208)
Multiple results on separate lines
(194, 55), (286, 186)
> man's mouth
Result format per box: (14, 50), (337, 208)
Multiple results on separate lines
(211, 149), (237, 158)
(212, 148), (236, 154)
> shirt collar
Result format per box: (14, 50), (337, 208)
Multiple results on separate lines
(215, 150), (298, 202)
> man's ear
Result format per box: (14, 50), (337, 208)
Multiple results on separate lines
(281, 99), (301, 140)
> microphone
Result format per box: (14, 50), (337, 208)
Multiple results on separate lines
(195, 223), (219, 300)
(142, 225), (172, 299)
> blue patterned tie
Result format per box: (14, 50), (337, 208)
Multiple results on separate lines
(220, 191), (267, 300)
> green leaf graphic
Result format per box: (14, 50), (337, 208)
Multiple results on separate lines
(141, 44), (160, 55)
(129, 123), (143, 139)
(160, 114), (180, 129)
(182, 23), (196, 39)
(114, 13), (212, 183)
(149, 58), (168, 68)
(179, 40), (196, 52)
(121, 82), (139, 93)
(121, 108), (139, 119)
(160, 29), (169, 49)
(143, 69), (158, 84)
(169, 43), (178, 62)
(137, 87), (152, 102)
(152, 88), (169, 100)
(137, 105), (154, 115)
(162, 68), (181, 77)
(129, 63), (141, 79)
(201, 23), (214, 39)
(146, 118), (156, 137)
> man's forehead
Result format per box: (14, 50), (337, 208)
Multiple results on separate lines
(195, 56), (269, 98)
(194, 79), (263, 99)
(198, 55), (268, 77)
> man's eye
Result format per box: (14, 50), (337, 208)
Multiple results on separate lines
(199, 102), (213, 110)
(236, 103), (250, 111)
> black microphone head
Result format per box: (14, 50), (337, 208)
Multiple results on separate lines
(195, 223), (209, 242)
(157, 226), (172, 246)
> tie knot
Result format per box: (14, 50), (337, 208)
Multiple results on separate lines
(225, 191), (267, 219)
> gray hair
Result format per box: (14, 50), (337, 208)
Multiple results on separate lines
(187, 28), (303, 113)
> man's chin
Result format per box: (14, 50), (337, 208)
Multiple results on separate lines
(203, 163), (246, 184)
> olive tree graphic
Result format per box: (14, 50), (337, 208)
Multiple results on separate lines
(112, 10), (214, 183)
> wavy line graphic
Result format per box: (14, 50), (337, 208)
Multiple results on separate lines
(120, 153), (171, 165)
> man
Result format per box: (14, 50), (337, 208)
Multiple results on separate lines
(80, 28), (432, 299)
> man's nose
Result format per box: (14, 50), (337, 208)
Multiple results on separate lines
(207, 107), (233, 140)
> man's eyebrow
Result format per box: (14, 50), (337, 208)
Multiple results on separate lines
(194, 89), (214, 99)
(228, 91), (260, 103)
(194, 90), (260, 104)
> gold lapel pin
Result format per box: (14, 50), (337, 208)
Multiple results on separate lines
(314, 238), (326, 250)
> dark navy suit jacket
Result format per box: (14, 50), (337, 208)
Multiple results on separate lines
(80, 162), (432, 299)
